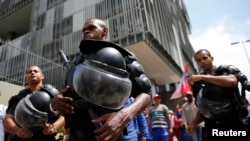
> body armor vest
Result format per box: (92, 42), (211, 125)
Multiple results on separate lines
(61, 39), (151, 140)
(193, 65), (249, 120)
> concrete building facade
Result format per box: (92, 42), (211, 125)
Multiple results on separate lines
(0, 0), (197, 108)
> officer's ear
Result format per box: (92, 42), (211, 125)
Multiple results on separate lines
(102, 27), (108, 38)
(211, 56), (214, 61)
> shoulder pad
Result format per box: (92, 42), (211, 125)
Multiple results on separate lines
(124, 51), (138, 63)
(122, 51), (151, 92)
(40, 84), (60, 98)
(214, 65), (228, 75)
(216, 65), (250, 92)
(136, 74), (152, 92)
(127, 61), (145, 77)
(224, 65), (240, 73)
(17, 89), (31, 96)
(215, 64), (240, 75)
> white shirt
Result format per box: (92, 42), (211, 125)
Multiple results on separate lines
(0, 104), (7, 141)
(182, 102), (204, 126)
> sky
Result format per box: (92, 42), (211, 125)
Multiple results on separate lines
(184, 0), (250, 99)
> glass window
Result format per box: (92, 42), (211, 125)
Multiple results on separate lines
(62, 16), (73, 36)
(121, 37), (127, 46)
(128, 35), (134, 44)
(136, 33), (143, 42)
(36, 13), (46, 30)
(53, 22), (61, 39)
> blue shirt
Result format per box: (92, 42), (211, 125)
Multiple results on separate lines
(123, 98), (149, 141)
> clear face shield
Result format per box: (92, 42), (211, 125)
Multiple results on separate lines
(73, 60), (132, 110)
(14, 94), (48, 132)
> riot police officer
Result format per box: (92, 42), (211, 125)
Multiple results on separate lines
(4, 66), (65, 141)
(187, 49), (250, 140)
(50, 18), (152, 141)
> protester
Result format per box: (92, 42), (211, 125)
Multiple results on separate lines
(50, 18), (152, 141)
(4, 66), (65, 141)
(0, 104), (7, 141)
(169, 109), (181, 141)
(174, 104), (184, 141)
(148, 94), (172, 141)
(187, 49), (250, 140)
(181, 91), (203, 141)
(142, 107), (153, 141)
(123, 97), (149, 141)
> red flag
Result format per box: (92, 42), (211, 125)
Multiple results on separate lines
(170, 82), (182, 100)
(180, 63), (190, 94)
(170, 63), (191, 100)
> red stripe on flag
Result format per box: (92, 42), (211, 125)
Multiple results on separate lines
(170, 63), (191, 100)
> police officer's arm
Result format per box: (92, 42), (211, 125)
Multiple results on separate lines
(121, 51), (152, 120)
(93, 93), (150, 141)
(42, 115), (65, 135)
(4, 114), (20, 134)
(124, 93), (151, 122)
(50, 86), (74, 114)
(4, 96), (33, 138)
(188, 74), (238, 87)
(93, 51), (152, 140)
(4, 114), (33, 138)
(52, 115), (65, 131)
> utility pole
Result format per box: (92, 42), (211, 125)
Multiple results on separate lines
(231, 40), (250, 65)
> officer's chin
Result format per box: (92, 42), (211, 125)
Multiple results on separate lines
(83, 35), (93, 39)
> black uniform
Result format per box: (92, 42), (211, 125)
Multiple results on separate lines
(62, 39), (152, 141)
(192, 65), (250, 140)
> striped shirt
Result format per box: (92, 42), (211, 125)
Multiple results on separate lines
(149, 104), (169, 128)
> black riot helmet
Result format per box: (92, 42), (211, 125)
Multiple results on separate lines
(29, 91), (52, 112)
(91, 47), (126, 70)
(80, 39), (128, 70)
(66, 39), (132, 111)
(14, 84), (60, 132)
(29, 84), (60, 112)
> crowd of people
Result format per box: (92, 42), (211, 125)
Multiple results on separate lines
(0, 86), (204, 141)
(0, 18), (250, 141)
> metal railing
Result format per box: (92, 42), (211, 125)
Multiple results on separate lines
(0, 0), (33, 19)
(0, 37), (67, 89)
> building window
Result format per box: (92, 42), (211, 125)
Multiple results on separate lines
(128, 35), (135, 44)
(136, 33), (143, 42)
(62, 16), (73, 36)
(53, 22), (61, 39)
(54, 4), (63, 22)
(121, 37), (127, 46)
(36, 13), (45, 30)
